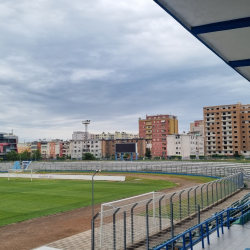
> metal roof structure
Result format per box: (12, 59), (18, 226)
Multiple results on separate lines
(153, 0), (250, 82)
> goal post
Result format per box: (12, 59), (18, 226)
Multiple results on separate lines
(8, 169), (33, 182)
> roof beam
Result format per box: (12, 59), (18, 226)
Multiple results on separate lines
(229, 59), (250, 68)
(192, 17), (250, 35)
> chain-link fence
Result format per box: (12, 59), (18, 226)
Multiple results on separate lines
(92, 172), (244, 250)
(5, 161), (243, 177)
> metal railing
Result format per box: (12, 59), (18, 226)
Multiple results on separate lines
(92, 172), (244, 250)
(154, 200), (250, 250)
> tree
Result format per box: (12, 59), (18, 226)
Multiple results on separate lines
(145, 148), (151, 158)
(20, 150), (31, 161)
(6, 150), (19, 161)
(123, 153), (130, 159)
(83, 153), (96, 160)
(31, 149), (42, 161)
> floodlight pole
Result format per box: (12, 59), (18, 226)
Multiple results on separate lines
(92, 170), (100, 219)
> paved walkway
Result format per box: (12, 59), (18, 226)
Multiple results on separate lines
(193, 220), (250, 250)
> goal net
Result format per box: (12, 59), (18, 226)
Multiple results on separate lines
(8, 169), (34, 182)
(97, 191), (167, 249)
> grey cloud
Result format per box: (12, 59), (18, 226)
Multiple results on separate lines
(0, 0), (249, 141)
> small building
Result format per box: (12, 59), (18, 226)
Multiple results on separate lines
(167, 134), (204, 160)
(71, 140), (102, 159)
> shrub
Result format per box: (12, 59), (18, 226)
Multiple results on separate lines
(190, 155), (196, 159)
(199, 155), (205, 160)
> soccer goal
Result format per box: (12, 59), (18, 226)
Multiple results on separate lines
(8, 169), (34, 182)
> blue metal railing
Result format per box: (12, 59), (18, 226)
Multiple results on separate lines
(153, 201), (250, 250)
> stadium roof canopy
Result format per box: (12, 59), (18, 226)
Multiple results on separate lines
(153, 0), (250, 82)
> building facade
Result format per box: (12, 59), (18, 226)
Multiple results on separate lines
(167, 134), (204, 159)
(71, 140), (102, 159)
(139, 114), (178, 157)
(94, 131), (139, 140)
(101, 138), (152, 158)
(17, 143), (31, 153)
(190, 120), (204, 136)
(72, 131), (95, 141)
(0, 132), (18, 160)
(204, 102), (250, 156)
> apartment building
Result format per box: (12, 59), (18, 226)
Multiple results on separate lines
(204, 102), (250, 156)
(190, 120), (204, 136)
(72, 131), (95, 140)
(71, 140), (102, 159)
(94, 131), (138, 140)
(101, 138), (152, 158)
(167, 134), (204, 159)
(139, 114), (178, 157)
(0, 132), (18, 160)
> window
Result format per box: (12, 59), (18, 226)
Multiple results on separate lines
(233, 116), (237, 118)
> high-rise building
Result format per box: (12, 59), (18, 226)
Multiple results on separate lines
(203, 102), (250, 156)
(139, 114), (178, 157)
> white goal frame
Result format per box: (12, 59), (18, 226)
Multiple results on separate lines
(8, 169), (33, 182)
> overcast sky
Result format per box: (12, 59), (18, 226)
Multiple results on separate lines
(1, 0), (249, 142)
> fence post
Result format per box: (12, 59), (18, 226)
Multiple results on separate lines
(194, 186), (199, 211)
(159, 195), (165, 231)
(198, 204), (200, 224)
(212, 181), (214, 204)
(220, 180), (222, 200)
(206, 183), (210, 206)
(91, 212), (99, 250)
(179, 190), (185, 220)
(146, 199), (152, 250)
(124, 211), (126, 250)
(216, 181), (218, 202)
(224, 178), (226, 197)
(201, 184), (205, 209)
(113, 208), (120, 250)
(131, 203), (138, 244)
(188, 188), (193, 216)
(170, 202), (174, 249)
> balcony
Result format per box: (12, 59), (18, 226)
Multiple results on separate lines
(146, 131), (152, 134)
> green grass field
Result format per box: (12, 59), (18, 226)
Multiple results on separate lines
(0, 174), (215, 227)
(0, 176), (176, 227)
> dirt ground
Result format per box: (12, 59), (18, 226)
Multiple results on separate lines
(0, 173), (202, 250)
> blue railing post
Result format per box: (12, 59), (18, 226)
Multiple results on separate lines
(206, 221), (210, 245)
(189, 231), (193, 250)
(200, 225), (204, 248)
(216, 215), (220, 237)
(182, 234), (186, 250)
(220, 214), (224, 234)
(227, 210), (230, 229)
(241, 207), (244, 226)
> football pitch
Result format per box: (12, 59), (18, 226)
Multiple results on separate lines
(0, 176), (177, 227)
(0, 174), (215, 227)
